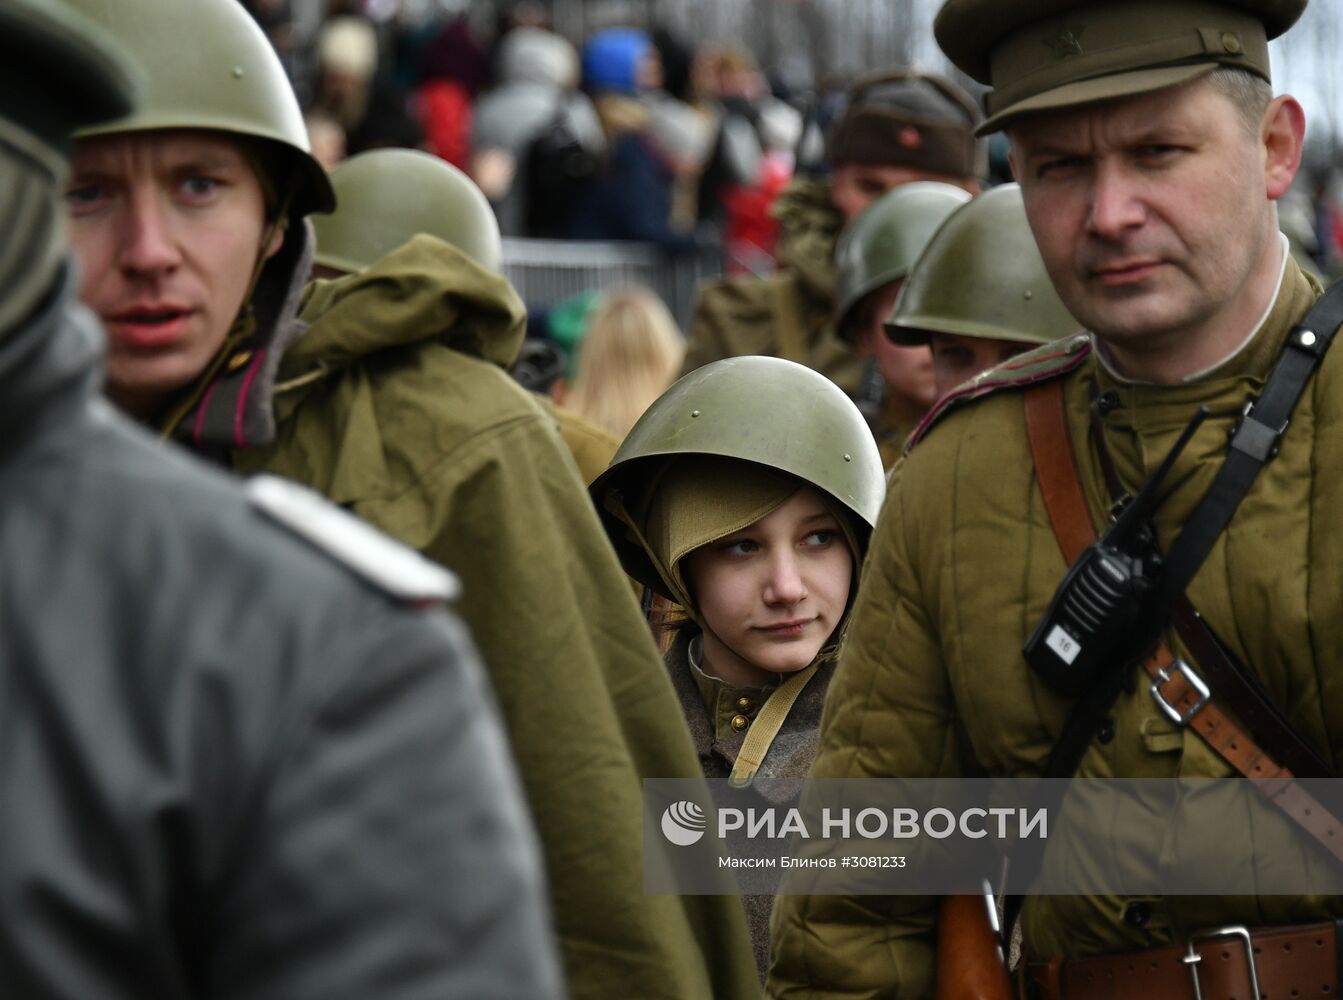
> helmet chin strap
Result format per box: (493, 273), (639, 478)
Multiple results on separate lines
(0, 117), (65, 337)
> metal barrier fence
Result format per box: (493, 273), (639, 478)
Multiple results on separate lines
(499, 237), (723, 329)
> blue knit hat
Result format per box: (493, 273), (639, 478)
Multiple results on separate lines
(581, 28), (651, 95)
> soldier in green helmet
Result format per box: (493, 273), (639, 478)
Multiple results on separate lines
(832, 181), (971, 466)
(61, 1), (760, 997)
(681, 69), (985, 401)
(592, 355), (885, 981)
(65, 0), (333, 438)
(310, 147), (501, 276)
(886, 182), (1082, 401)
(769, 1), (1343, 997)
(308, 146), (621, 484)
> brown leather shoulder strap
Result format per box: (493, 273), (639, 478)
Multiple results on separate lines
(1023, 380), (1094, 563)
(1022, 380), (1343, 867)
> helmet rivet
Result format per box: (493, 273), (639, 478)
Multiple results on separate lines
(691, 409), (701, 418)
(843, 453), (852, 462)
(232, 66), (245, 79)
(1023, 289), (1033, 300)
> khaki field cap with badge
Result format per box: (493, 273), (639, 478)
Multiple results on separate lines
(887, 183), (1080, 348)
(828, 68), (986, 177)
(934, 0), (1307, 133)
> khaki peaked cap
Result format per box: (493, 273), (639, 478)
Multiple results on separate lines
(935, 0), (1308, 133)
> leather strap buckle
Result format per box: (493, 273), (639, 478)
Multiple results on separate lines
(1230, 397), (1288, 462)
(1183, 925), (1259, 1000)
(1150, 657), (1210, 726)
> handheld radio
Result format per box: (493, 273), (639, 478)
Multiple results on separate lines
(1023, 406), (1208, 695)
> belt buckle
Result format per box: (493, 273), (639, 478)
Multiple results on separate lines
(1150, 657), (1210, 727)
(1182, 925), (1259, 1000)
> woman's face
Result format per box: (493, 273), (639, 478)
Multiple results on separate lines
(681, 487), (854, 687)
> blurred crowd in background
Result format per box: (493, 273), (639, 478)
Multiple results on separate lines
(238, 0), (1343, 421)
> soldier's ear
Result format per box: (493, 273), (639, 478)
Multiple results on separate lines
(1262, 95), (1305, 202)
(263, 217), (288, 260)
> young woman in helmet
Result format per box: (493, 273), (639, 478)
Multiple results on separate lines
(591, 354), (885, 978)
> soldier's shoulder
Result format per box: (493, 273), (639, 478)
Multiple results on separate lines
(247, 474), (459, 604)
(906, 333), (1092, 455)
(534, 394), (621, 484)
(694, 270), (788, 322)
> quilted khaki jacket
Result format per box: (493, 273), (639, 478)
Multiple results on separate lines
(767, 256), (1343, 997)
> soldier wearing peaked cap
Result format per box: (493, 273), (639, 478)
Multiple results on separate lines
(767, 2), (1343, 999)
(0, 2), (564, 997)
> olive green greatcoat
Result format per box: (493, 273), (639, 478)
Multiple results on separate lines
(232, 235), (761, 1000)
(682, 178), (863, 397)
(767, 256), (1343, 998)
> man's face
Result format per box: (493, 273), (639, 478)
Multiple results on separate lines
(831, 163), (976, 223)
(851, 280), (937, 412)
(68, 129), (278, 418)
(1009, 77), (1282, 358)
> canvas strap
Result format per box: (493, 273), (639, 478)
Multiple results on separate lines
(728, 662), (820, 787)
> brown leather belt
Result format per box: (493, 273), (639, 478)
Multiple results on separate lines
(1021, 922), (1340, 999)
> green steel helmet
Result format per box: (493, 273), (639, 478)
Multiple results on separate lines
(312, 149), (502, 275)
(833, 181), (972, 338)
(65, 0), (334, 218)
(590, 355), (886, 598)
(0, 0), (140, 155)
(886, 182), (1081, 347)
(0, 0), (140, 336)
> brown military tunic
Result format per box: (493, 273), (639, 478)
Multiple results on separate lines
(768, 255), (1343, 997)
(665, 628), (832, 984)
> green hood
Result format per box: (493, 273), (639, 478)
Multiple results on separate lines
(294, 233), (526, 377)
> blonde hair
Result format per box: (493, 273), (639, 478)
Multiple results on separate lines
(563, 288), (686, 439)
